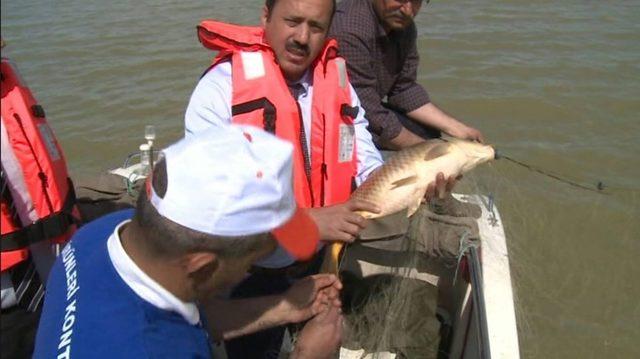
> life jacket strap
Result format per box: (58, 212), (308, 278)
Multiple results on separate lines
(232, 97), (277, 134)
(340, 104), (359, 118)
(0, 179), (79, 252)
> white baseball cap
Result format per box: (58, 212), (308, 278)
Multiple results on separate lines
(148, 125), (319, 260)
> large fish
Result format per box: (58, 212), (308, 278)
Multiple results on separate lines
(321, 137), (496, 273)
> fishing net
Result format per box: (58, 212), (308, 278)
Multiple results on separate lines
(337, 198), (482, 358)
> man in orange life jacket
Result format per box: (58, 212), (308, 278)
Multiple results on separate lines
(184, 0), (457, 356)
(1, 38), (80, 358)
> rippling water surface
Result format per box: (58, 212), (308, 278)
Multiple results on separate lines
(2, 1), (639, 357)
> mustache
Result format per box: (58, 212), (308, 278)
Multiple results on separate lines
(285, 40), (310, 56)
(387, 9), (412, 22)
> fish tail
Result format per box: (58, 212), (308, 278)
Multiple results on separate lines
(320, 242), (344, 274)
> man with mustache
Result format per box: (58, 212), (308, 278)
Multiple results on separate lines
(184, 0), (460, 356)
(186, 0), (386, 357)
(329, 0), (485, 150)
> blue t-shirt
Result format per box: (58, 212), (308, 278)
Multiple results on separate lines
(33, 210), (212, 358)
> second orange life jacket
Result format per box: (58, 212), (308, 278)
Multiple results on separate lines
(1, 57), (80, 272)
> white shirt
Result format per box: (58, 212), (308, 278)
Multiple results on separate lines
(107, 220), (200, 325)
(184, 61), (383, 268)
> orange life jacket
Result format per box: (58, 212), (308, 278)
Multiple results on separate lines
(197, 20), (359, 208)
(1, 57), (80, 272)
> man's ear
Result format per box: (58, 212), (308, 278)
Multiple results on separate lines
(261, 5), (269, 27)
(181, 252), (218, 277)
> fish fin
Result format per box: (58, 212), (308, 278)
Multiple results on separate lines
(406, 197), (422, 217)
(390, 175), (418, 189)
(423, 143), (450, 161)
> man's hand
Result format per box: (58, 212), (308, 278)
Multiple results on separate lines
(424, 172), (460, 202)
(383, 126), (426, 150)
(281, 274), (343, 323)
(308, 199), (381, 242)
(446, 123), (485, 143)
(291, 304), (343, 359)
(204, 275), (342, 341)
(407, 103), (486, 144)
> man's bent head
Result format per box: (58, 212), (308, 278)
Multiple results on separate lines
(132, 125), (319, 295)
(262, 0), (335, 81)
(372, 0), (425, 33)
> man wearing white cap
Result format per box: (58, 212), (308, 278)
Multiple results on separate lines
(32, 125), (343, 358)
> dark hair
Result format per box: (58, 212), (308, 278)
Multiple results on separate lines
(132, 159), (274, 259)
(265, 0), (337, 22)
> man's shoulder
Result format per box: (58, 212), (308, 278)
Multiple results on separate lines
(201, 60), (232, 83)
(35, 257), (210, 358)
(331, 0), (378, 38)
(335, 0), (372, 17)
(54, 209), (132, 267)
(80, 208), (133, 229)
(34, 211), (146, 358)
(190, 60), (232, 102)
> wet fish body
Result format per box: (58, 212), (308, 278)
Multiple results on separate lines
(322, 138), (495, 274)
(353, 138), (495, 219)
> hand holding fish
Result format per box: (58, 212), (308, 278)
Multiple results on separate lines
(446, 123), (485, 143)
(308, 199), (381, 243)
(423, 172), (461, 202)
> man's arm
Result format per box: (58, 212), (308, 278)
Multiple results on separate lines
(385, 28), (484, 145)
(350, 84), (383, 185)
(335, 30), (468, 149)
(184, 62), (233, 137)
(291, 303), (343, 359)
(305, 84), (384, 244)
(308, 199), (380, 243)
(335, 30), (408, 147)
(407, 103), (485, 143)
(202, 274), (342, 341)
(381, 126), (428, 150)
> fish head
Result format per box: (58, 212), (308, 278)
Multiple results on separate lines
(447, 138), (496, 172)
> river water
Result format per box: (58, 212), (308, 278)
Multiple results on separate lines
(2, 0), (639, 357)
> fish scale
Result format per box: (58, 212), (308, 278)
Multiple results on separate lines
(351, 141), (439, 219)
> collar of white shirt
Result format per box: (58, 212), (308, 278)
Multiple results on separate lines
(107, 220), (200, 325)
(286, 69), (311, 97)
